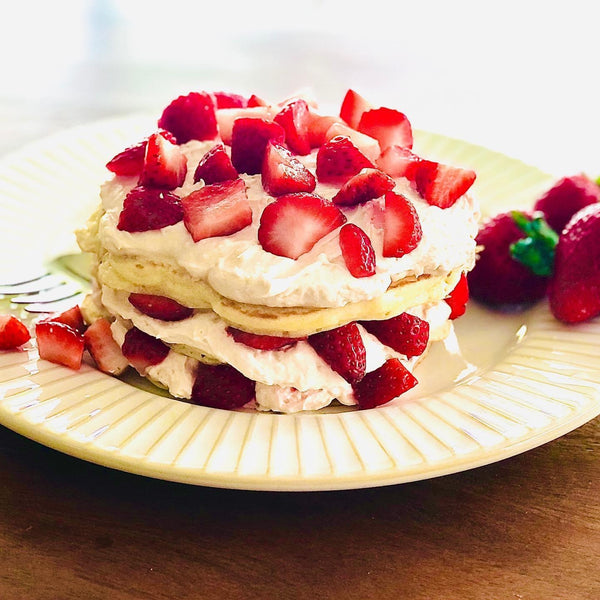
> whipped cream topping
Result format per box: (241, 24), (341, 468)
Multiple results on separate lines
(93, 140), (479, 309)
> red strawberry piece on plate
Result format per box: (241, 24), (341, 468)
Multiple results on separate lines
(227, 327), (303, 350)
(308, 322), (366, 384)
(273, 99), (312, 155)
(117, 186), (183, 232)
(0, 315), (30, 349)
(414, 160), (476, 208)
(376, 145), (423, 179)
(352, 357), (418, 409)
(212, 91), (248, 109)
(358, 107), (413, 150)
(467, 211), (552, 306)
(382, 191), (423, 257)
(362, 312), (429, 358)
(35, 321), (84, 370)
(332, 167), (394, 206)
(191, 362), (255, 410)
(139, 132), (187, 190)
(128, 293), (193, 321)
(444, 273), (469, 319)
(261, 141), (316, 196)
(258, 192), (346, 259)
(533, 174), (600, 234)
(549, 203), (600, 323)
(231, 117), (286, 175)
(121, 327), (170, 374)
(84, 318), (129, 375)
(339, 223), (376, 278)
(42, 305), (86, 334)
(193, 143), (238, 184)
(182, 178), (252, 242)
(158, 91), (218, 143)
(339, 89), (372, 129)
(315, 136), (375, 184)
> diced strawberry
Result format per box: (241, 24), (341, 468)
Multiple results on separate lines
(106, 139), (146, 176)
(121, 326), (170, 374)
(84, 318), (129, 375)
(128, 293), (193, 321)
(332, 168), (395, 206)
(231, 117), (286, 175)
(193, 143), (238, 184)
(362, 312), (429, 358)
(339, 223), (376, 278)
(190, 362), (255, 410)
(308, 322), (366, 384)
(157, 91), (218, 143)
(43, 305), (85, 334)
(138, 132), (187, 190)
(226, 326), (303, 350)
(445, 273), (469, 319)
(117, 186), (183, 232)
(382, 191), (423, 257)
(247, 94), (268, 107)
(216, 106), (274, 145)
(306, 112), (341, 148)
(261, 141), (316, 196)
(315, 136), (375, 184)
(273, 99), (311, 155)
(324, 123), (380, 162)
(414, 160), (476, 208)
(0, 315), (30, 349)
(339, 89), (372, 129)
(352, 358), (418, 409)
(358, 107), (413, 150)
(182, 178), (252, 242)
(258, 193), (346, 259)
(212, 91), (249, 109)
(35, 321), (84, 370)
(375, 145), (423, 179)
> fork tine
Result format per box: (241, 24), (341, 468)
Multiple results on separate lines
(0, 274), (66, 295)
(11, 281), (83, 305)
(24, 292), (87, 314)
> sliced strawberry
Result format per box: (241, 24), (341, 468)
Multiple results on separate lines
(0, 315), (30, 349)
(193, 143), (238, 185)
(261, 141), (316, 196)
(258, 193), (346, 259)
(139, 132), (187, 190)
(247, 94), (268, 107)
(358, 107), (413, 150)
(324, 123), (380, 162)
(414, 160), (476, 208)
(308, 322), (366, 384)
(226, 327), (303, 350)
(216, 106), (273, 144)
(84, 318), (129, 375)
(230, 117), (286, 175)
(307, 112), (342, 148)
(332, 168), (394, 206)
(117, 186), (183, 232)
(121, 326), (170, 374)
(43, 305), (85, 334)
(212, 91), (248, 109)
(339, 89), (372, 129)
(35, 321), (84, 370)
(191, 362), (255, 409)
(182, 178), (252, 242)
(157, 91), (218, 143)
(315, 136), (375, 184)
(273, 99), (311, 155)
(339, 223), (376, 278)
(382, 191), (423, 257)
(445, 273), (469, 319)
(106, 139), (146, 176)
(128, 293), (193, 321)
(362, 313), (429, 358)
(376, 145), (423, 179)
(352, 358), (418, 409)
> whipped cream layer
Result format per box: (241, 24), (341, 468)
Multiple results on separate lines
(90, 140), (479, 309)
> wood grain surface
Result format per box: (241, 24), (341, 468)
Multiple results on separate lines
(0, 415), (598, 600)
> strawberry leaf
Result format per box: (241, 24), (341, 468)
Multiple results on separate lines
(509, 211), (558, 277)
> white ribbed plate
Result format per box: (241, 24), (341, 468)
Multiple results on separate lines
(1, 116), (599, 491)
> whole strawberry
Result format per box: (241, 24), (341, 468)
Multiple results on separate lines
(549, 203), (600, 323)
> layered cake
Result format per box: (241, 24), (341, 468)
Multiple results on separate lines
(76, 89), (479, 412)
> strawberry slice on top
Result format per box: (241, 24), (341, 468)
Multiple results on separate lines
(138, 132), (187, 190)
(158, 91), (218, 143)
(376, 145), (423, 179)
(212, 91), (249, 109)
(315, 136), (375, 184)
(231, 117), (286, 175)
(339, 223), (376, 278)
(258, 192), (346, 259)
(193, 143), (239, 185)
(382, 191), (423, 257)
(117, 186), (184, 232)
(182, 178), (252, 242)
(273, 98), (312, 155)
(339, 89), (372, 129)
(358, 107), (413, 151)
(332, 167), (395, 206)
(414, 160), (476, 208)
(261, 141), (316, 196)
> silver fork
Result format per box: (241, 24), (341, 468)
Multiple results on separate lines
(0, 254), (90, 314)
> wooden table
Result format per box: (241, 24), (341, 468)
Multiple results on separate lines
(1, 415), (598, 599)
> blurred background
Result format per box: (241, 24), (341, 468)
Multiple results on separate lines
(1, 0), (599, 175)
